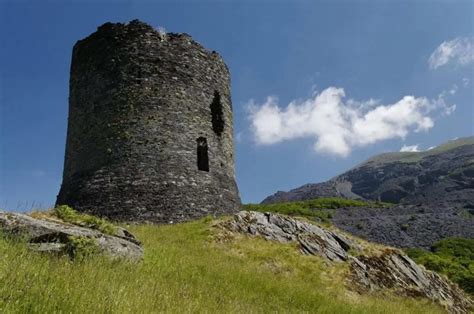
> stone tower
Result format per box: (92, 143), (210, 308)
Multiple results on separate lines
(56, 20), (241, 223)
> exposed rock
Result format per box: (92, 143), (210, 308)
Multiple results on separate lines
(0, 211), (143, 262)
(222, 211), (473, 313)
(222, 211), (354, 262)
(350, 250), (473, 314)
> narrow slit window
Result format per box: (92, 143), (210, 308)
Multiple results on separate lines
(210, 90), (225, 136)
(197, 137), (209, 172)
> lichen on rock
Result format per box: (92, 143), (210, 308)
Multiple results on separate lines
(0, 210), (143, 262)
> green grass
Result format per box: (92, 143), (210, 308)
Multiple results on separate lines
(405, 238), (474, 295)
(0, 218), (442, 313)
(243, 197), (384, 223)
(52, 205), (118, 235)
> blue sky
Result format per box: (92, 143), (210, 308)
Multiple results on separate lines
(1, 0), (473, 211)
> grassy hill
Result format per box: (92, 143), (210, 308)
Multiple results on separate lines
(0, 216), (443, 313)
(360, 136), (474, 166)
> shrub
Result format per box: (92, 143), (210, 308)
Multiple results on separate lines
(66, 235), (100, 260)
(405, 238), (474, 295)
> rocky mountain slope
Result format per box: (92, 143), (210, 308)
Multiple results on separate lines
(262, 136), (474, 207)
(260, 137), (474, 249)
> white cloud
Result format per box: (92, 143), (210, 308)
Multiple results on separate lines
(429, 37), (474, 69)
(437, 85), (458, 116)
(400, 145), (420, 152)
(248, 87), (454, 157)
(463, 78), (470, 87)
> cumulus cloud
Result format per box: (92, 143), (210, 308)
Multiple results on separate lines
(248, 87), (454, 157)
(429, 37), (474, 69)
(400, 145), (420, 152)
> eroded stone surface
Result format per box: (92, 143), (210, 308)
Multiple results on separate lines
(222, 211), (353, 262)
(350, 250), (473, 314)
(0, 211), (143, 262)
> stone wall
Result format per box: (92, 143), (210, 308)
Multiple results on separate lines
(57, 20), (241, 223)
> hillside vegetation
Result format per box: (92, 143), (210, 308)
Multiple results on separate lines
(243, 197), (385, 224)
(406, 238), (474, 295)
(0, 217), (442, 313)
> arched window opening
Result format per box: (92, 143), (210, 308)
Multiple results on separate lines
(197, 137), (209, 172)
(210, 90), (225, 136)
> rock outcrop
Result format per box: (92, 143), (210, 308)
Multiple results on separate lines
(221, 211), (472, 313)
(223, 211), (353, 262)
(0, 211), (143, 262)
(349, 250), (472, 314)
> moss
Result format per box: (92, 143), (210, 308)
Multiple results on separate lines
(54, 205), (117, 236)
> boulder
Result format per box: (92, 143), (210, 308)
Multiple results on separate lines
(0, 211), (143, 262)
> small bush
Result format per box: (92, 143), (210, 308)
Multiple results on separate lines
(66, 235), (100, 260)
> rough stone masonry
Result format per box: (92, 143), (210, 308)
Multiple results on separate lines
(57, 20), (241, 223)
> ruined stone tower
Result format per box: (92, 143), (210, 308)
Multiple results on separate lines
(56, 20), (241, 222)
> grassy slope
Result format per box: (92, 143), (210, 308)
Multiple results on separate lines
(246, 198), (474, 297)
(0, 218), (442, 313)
(358, 136), (474, 165)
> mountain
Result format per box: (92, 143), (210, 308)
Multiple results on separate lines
(262, 136), (474, 207)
